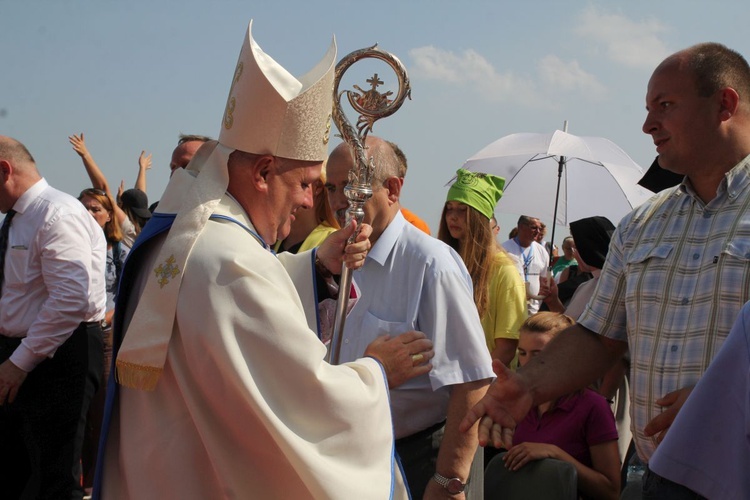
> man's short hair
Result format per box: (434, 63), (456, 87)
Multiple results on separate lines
(686, 43), (750, 102)
(0, 136), (35, 165)
(177, 134), (213, 146)
(517, 215), (539, 227)
(369, 139), (402, 187)
(387, 140), (408, 179)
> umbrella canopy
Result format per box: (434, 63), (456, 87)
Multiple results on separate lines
(461, 129), (654, 229)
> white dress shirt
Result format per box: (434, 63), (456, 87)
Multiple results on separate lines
(0, 179), (106, 371)
(502, 238), (549, 314)
(338, 211), (493, 438)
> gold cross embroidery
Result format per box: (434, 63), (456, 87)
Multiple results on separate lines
(154, 255), (180, 289)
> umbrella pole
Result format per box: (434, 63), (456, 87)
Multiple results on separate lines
(549, 155), (564, 267)
(548, 121), (568, 268)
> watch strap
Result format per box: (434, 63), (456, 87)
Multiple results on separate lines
(432, 472), (467, 494)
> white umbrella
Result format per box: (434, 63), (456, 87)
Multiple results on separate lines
(461, 128), (653, 249)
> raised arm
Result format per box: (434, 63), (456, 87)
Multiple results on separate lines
(69, 133), (128, 226)
(69, 133), (111, 193)
(135, 150), (151, 192)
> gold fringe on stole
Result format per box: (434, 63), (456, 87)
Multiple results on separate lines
(115, 359), (163, 391)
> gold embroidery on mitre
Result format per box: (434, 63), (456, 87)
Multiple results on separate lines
(323, 113), (332, 145)
(223, 62), (244, 130)
(154, 255), (180, 288)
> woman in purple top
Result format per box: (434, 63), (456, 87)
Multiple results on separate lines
(503, 312), (621, 499)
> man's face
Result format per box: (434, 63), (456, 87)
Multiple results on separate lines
(0, 160), (15, 213)
(264, 159), (320, 243)
(516, 218), (542, 247)
(324, 146), (352, 228)
(170, 141), (204, 175)
(562, 239), (575, 259)
(325, 144), (393, 243)
(642, 60), (716, 176)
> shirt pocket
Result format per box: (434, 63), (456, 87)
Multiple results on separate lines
(361, 310), (412, 338)
(717, 239), (750, 302)
(623, 243), (673, 319)
(722, 239), (750, 262)
(4, 247), (30, 290)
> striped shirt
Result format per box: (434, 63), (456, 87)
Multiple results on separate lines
(578, 156), (750, 461)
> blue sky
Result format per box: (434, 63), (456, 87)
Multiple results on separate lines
(2, 0), (747, 242)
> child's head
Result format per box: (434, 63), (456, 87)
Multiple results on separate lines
(517, 312), (575, 367)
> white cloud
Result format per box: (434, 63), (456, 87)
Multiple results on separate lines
(409, 46), (509, 87)
(537, 55), (606, 97)
(408, 46), (605, 107)
(575, 6), (671, 69)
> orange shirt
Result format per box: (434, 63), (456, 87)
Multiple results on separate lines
(400, 207), (431, 235)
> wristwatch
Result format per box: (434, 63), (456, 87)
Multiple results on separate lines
(432, 472), (467, 495)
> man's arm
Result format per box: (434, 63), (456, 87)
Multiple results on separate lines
(461, 325), (627, 447)
(425, 378), (490, 499)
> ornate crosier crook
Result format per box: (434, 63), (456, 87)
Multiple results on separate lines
(326, 44), (411, 365)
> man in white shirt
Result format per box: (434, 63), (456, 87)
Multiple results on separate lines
(502, 216), (550, 315)
(0, 135), (107, 499)
(326, 136), (493, 499)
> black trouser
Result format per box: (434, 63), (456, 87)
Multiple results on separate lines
(0, 322), (103, 500)
(395, 421), (445, 499)
(642, 466), (709, 500)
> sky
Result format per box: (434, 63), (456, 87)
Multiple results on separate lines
(2, 0), (748, 244)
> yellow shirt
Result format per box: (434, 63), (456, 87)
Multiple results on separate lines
(481, 251), (527, 354)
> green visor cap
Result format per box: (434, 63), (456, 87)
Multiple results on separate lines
(446, 168), (505, 219)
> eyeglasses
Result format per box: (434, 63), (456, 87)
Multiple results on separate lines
(80, 188), (107, 197)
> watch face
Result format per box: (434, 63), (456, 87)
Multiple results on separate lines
(446, 478), (465, 494)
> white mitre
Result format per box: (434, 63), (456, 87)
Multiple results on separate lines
(220, 19), (335, 161)
(117, 21), (337, 390)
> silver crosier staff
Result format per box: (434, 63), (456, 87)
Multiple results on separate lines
(325, 44), (411, 364)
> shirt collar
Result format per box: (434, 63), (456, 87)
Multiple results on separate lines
(13, 178), (47, 215)
(367, 209), (406, 266)
(679, 153), (750, 200)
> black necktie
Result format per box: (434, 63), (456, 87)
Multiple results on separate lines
(0, 209), (17, 294)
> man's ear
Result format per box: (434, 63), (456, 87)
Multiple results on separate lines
(385, 176), (402, 203)
(0, 160), (12, 183)
(718, 87), (740, 121)
(251, 155), (276, 193)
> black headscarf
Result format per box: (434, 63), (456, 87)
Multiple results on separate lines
(569, 216), (615, 270)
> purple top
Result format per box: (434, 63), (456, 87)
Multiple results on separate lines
(649, 300), (750, 500)
(513, 388), (618, 467)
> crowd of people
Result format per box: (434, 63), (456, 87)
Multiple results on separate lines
(0, 19), (748, 500)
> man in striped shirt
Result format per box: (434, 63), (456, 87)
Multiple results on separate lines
(462, 42), (750, 496)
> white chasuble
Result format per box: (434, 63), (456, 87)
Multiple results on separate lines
(102, 195), (406, 499)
